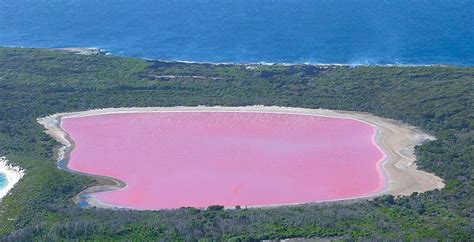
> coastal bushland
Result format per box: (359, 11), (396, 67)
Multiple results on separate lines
(0, 47), (472, 241)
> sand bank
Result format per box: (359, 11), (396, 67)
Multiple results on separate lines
(38, 106), (445, 209)
(0, 157), (25, 201)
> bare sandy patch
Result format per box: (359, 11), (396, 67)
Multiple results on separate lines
(55, 47), (106, 55)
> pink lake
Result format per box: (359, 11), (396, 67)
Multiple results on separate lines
(62, 112), (386, 209)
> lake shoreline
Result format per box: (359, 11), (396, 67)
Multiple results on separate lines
(38, 106), (445, 210)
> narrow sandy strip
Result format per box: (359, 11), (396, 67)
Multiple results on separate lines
(38, 106), (445, 209)
(55, 47), (106, 55)
(0, 157), (25, 201)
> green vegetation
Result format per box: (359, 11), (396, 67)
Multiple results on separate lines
(0, 47), (472, 241)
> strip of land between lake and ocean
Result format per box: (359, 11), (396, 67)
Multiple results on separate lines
(37, 106), (445, 210)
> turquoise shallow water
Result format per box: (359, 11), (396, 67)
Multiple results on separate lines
(0, 0), (472, 65)
(0, 173), (6, 190)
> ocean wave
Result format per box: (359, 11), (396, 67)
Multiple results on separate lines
(0, 45), (453, 67)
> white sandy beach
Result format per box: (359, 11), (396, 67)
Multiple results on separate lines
(56, 47), (106, 55)
(38, 106), (445, 209)
(0, 157), (24, 201)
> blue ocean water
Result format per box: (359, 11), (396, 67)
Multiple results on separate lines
(0, 173), (6, 190)
(0, 0), (473, 65)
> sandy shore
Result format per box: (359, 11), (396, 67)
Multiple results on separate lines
(0, 157), (25, 201)
(38, 106), (445, 209)
(55, 47), (107, 55)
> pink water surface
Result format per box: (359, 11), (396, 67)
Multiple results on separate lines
(62, 112), (385, 209)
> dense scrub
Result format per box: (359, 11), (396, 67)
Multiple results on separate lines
(0, 47), (472, 241)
